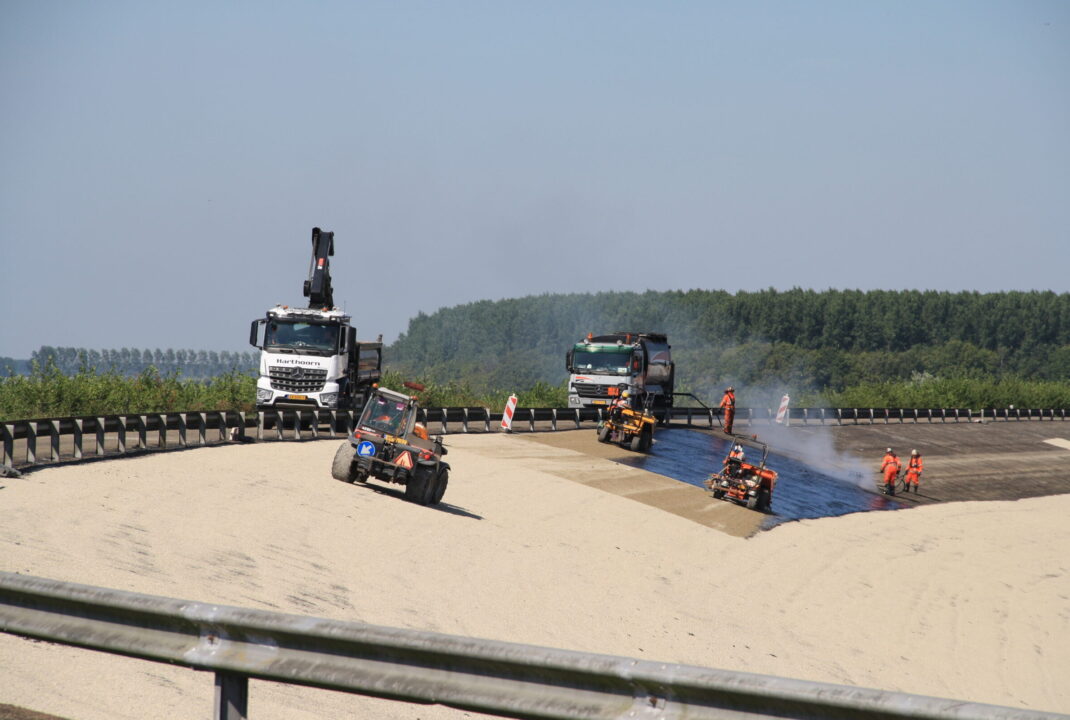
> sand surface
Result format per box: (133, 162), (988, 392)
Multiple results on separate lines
(1, 432), (1068, 718)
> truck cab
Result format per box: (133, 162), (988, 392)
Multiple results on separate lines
(566, 332), (674, 418)
(249, 305), (381, 411)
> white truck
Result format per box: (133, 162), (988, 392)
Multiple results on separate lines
(249, 228), (382, 412)
(566, 332), (674, 419)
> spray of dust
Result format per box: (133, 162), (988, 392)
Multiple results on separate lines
(743, 417), (878, 493)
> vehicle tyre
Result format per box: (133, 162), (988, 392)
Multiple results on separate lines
(431, 467), (449, 505)
(629, 434), (643, 452)
(758, 489), (771, 512)
(405, 466), (433, 505)
(712, 489), (725, 500)
(639, 426), (653, 453)
(331, 443), (357, 482)
(597, 425), (612, 443)
(746, 493), (759, 510)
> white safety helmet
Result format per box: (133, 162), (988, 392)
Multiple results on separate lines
(911, 449), (919, 455)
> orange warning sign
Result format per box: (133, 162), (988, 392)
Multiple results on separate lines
(395, 450), (414, 469)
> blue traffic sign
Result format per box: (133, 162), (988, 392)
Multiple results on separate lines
(357, 440), (376, 457)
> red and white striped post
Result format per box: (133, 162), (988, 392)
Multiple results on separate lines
(501, 394), (518, 432)
(775, 395), (790, 425)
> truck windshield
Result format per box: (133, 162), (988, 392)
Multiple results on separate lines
(571, 349), (632, 375)
(266, 321), (339, 354)
(359, 395), (411, 437)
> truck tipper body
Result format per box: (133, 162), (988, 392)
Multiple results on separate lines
(566, 332), (674, 416)
(249, 227), (382, 412)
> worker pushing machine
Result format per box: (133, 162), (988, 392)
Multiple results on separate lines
(719, 386), (736, 434)
(904, 449), (924, 493)
(880, 448), (901, 496)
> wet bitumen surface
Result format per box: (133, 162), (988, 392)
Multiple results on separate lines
(613, 428), (903, 529)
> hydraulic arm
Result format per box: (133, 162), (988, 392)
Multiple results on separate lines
(303, 227), (335, 308)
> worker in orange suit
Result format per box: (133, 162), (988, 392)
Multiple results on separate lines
(904, 449), (924, 493)
(719, 386), (736, 434)
(880, 448), (901, 496)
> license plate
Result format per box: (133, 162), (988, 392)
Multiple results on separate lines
(288, 394), (307, 400)
(593, 400), (606, 405)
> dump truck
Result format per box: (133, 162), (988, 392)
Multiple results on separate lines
(249, 227), (382, 412)
(331, 384), (450, 505)
(566, 332), (674, 420)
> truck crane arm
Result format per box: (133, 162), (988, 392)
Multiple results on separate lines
(303, 227), (335, 308)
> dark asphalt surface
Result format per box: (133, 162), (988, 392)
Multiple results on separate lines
(614, 427), (902, 529)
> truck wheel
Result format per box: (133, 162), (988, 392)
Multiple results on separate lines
(629, 433), (643, 452)
(712, 489), (725, 500)
(331, 443), (357, 483)
(597, 425), (611, 443)
(746, 493), (759, 510)
(430, 467), (449, 505)
(638, 426), (653, 452)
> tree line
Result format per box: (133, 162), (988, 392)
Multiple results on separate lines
(386, 289), (1070, 405)
(1, 346), (258, 379)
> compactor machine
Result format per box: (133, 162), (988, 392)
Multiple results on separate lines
(705, 439), (778, 512)
(596, 386), (656, 453)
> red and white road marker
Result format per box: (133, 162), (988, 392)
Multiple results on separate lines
(501, 394), (518, 432)
(775, 395), (790, 425)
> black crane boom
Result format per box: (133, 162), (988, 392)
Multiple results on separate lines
(303, 227), (335, 308)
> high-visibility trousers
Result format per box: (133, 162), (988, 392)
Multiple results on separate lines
(723, 408), (735, 433)
(905, 470), (921, 486)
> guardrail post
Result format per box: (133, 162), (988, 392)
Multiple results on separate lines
(137, 416), (147, 449)
(116, 417), (126, 454)
(26, 422), (37, 464)
(2, 423), (13, 467)
(215, 671), (248, 720)
(73, 419), (83, 460)
(49, 420), (61, 461)
(463, 408), (470, 433)
(550, 409), (557, 432)
(574, 409), (582, 429)
(195, 413), (206, 445)
(156, 414), (166, 448)
(528, 409), (535, 433)
(686, 407), (692, 426)
(708, 409), (713, 428)
(256, 412), (264, 441)
(178, 413), (187, 447)
(96, 417), (106, 456)
(440, 409), (449, 435)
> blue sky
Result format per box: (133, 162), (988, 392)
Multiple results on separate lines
(2, 1), (1067, 357)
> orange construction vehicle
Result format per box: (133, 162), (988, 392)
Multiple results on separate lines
(704, 439), (778, 512)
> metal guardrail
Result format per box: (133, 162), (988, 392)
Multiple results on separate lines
(2, 572), (1065, 720)
(3, 405), (1067, 471)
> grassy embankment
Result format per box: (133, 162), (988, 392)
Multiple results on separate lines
(1, 363), (1067, 422)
